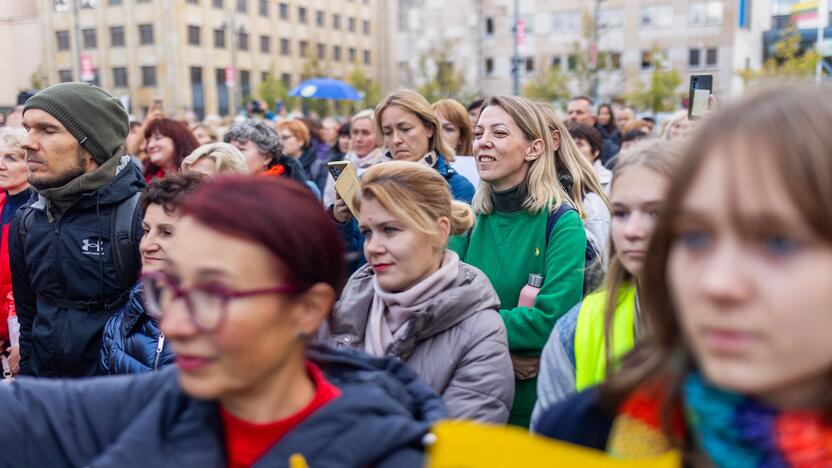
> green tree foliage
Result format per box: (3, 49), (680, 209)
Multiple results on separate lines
(625, 50), (681, 115)
(346, 66), (383, 111)
(738, 25), (820, 84)
(299, 54), (329, 117)
(414, 42), (469, 103)
(257, 70), (289, 113)
(522, 66), (571, 105)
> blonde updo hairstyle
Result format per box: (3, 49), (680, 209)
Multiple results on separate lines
(355, 161), (474, 246)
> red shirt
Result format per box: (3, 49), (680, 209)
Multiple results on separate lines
(220, 362), (341, 468)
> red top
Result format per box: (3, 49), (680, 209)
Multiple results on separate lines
(220, 361), (341, 468)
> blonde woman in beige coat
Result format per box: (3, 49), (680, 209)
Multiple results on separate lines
(324, 161), (514, 423)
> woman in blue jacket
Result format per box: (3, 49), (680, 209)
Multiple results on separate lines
(98, 173), (205, 375)
(3, 176), (444, 467)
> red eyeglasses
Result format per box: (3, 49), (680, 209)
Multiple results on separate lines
(142, 271), (302, 332)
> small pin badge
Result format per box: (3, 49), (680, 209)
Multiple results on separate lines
(535, 247), (541, 256)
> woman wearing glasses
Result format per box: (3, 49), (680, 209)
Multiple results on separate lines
(0, 177), (444, 467)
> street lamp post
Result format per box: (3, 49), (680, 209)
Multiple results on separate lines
(72, 0), (83, 81)
(512, 0), (519, 96)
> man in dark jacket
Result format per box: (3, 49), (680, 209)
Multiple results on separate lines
(11, 82), (144, 377)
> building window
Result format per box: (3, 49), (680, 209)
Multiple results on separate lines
(238, 31), (249, 51)
(299, 40), (308, 56)
(188, 25), (201, 46)
(525, 57), (534, 72)
(187, 0), (198, 4)
(706, 47), (718, 66)
(485, 17), (494, 35)
(236, 0), (246, 13)
(281, 73), (291, 87)
(333, 45), (342, 61)
(641, 5), (674, 28)
(110, 26), (124, 47)
(689, 48), (702, 68)
(241, 70), (251, 99)
(216, 68), (229, 116)
(280, 38), (290, 55)
(279, 2), (289, 19)
(82, 28), (97, 49)
(348, 47), (356, 62)
(363, 49), (371, 65)
(109, 0), (123, 5)
(316, 10), (324, 27)
(298, 7), (307, 23)
(521, 15), (534, 34)
(689, 1), (723, 26)
(641, 49), (669, 70)
(568, 54), (577, 71)
(80, 0), (96, 8)
(333, 14), (341, 29)
(59, 69), (73, 82)
(258, 0), (268, 16)
(552, 11), (580, 34)
(485, 57), (494, 75)
(56, 31), (70, 51)
(598, 9), (624, 30)
(214, 28), (225, 48)
(348, 17), (356, 32)
(552, 56), (562, 69)
(213, 0), (223, 8)
(141, 66), (157, 87)
(317, 43), (325, 60)
(363, 20), (370, 35)
(139, 24), (154, 45)
(113, 67), (128, 88)
(609, 52), (622, 70)
(260, 35), (270, 53)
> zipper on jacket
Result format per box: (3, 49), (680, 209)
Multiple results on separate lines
(153, 333), (165, 371)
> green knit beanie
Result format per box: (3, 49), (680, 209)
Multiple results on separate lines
(24, 82), (129, 165)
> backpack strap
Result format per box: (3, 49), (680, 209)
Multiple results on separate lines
(545, 203), (576, 245)
(112, 192), (142, 287)
(15, 206), (36, 261)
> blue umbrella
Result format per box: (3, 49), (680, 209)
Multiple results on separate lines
(289, 78), (362, 101)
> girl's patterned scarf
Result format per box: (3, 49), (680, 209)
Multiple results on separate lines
(608, 373), (832, 467)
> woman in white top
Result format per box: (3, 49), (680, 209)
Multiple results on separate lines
(433, 98), (480, 187)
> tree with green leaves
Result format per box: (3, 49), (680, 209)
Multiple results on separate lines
(413, 42), (470, 103)
(346, 66), (382, 111)
(298, 54), (330, 117)
(738, 25), (821, 84)
(625, 50), (681, 116)
(523, 66), (571, 105)
(257, 70), (289, 113)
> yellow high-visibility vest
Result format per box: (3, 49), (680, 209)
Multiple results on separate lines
(574, 284), (637, 391)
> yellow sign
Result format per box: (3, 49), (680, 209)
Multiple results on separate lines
(426, 421), (681, 468)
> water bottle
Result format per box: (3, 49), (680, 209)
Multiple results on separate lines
(518, 273), (544, 308)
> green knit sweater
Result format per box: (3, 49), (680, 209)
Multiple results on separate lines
(449, 205), (586, 426)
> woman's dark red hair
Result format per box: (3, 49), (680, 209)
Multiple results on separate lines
(144, 118), (199, 177)
(179, 176), (346, 295)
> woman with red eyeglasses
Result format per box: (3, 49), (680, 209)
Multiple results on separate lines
(0, 177), (445, 468)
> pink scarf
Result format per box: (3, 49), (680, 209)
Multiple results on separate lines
(363, 251), (460, 356)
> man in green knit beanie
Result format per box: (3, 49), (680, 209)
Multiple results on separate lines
(11, 82), (146, 377)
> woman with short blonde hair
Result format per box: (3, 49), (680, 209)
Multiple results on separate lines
(326, 160), (514, 423)
(181, 142), (249, 176)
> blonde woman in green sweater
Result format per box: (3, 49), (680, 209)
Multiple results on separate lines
(449, 95), (586, 427)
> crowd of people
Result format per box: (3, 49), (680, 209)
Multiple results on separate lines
(0, 79), (828, 467)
